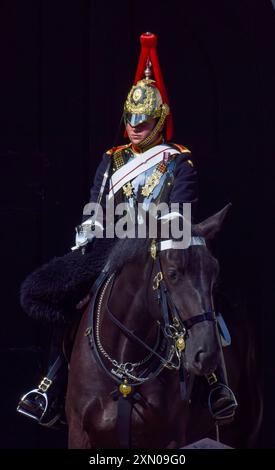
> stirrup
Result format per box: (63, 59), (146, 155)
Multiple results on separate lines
(17, 356), (67, 428)
(17, 388), (49, 422)
(17, 389), (62, 428)
(208, 383), (238, 422)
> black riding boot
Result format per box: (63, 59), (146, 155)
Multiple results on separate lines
(17, 326), (68, 428)
(206, 354), (238, 424)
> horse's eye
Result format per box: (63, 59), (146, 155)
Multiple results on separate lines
(167, 269), (178, 280)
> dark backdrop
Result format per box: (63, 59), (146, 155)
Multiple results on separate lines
(0, 0), (274, 448)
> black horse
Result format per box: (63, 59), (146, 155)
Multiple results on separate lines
(65, 205), (241, 449)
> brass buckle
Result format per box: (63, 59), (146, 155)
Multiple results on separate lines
(84, 326), (92, 336)
(38, 377), (53, 392)
(152, 271), (163, 290)
(206, 373), (217, 385)
(173, 316), (180, 328)
(150, 239), (157, 260)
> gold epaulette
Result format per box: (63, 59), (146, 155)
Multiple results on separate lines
(172, 143), (191, 154)
(171, 143), (194, 167)
(106, 143), (131, 156)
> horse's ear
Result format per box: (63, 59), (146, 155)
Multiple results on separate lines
(192, 203), (232, 240)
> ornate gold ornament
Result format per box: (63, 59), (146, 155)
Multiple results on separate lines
(122, 182), (134, 198)
(175, 334), (185, 352)
(150, 239), (157, 260)
(119, 379), (132, 397)
(133, 88), (142, 102)
(141, 159), (169, 197)
(124, 79), (162, 118)
(141, 169), (163, 197)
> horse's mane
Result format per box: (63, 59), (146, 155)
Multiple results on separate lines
(107, 237), (151, 273)
(106, 234), (216, 277)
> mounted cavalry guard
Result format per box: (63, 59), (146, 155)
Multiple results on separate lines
(17, 32), (237, 429)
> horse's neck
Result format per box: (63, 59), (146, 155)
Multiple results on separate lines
(102, 258), (157, 364)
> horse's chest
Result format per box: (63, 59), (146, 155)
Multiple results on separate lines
(85, 397), (117, 432)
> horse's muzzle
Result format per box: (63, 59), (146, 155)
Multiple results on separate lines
(185, 348), (220, 376)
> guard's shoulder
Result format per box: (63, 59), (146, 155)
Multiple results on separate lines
(106, 143), (131, 156)
(170, 143), (194, 167)
(170, 143), (191, 154)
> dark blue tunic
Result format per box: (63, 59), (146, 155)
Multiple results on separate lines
(89, 147), (198, 220)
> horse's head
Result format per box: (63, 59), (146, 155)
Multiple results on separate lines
(158, 204), (231, 376)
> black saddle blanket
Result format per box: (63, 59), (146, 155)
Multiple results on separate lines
(20, 238), (115, 323)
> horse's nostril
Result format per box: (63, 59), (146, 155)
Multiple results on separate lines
(194, 348), (204, 364)
(194, 349), (217, 373)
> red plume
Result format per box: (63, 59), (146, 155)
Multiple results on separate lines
(133, 32), (174, 141)
(134, 33), (157, 84)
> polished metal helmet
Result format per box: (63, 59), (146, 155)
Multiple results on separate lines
(124, 78), (166, 127)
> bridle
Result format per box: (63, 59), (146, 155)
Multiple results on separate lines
(84, 236), (234, 448)
(150, 237), (217, 369)
(86, 236), (217, 392)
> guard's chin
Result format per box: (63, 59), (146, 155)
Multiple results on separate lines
(131, 137), (142, 145)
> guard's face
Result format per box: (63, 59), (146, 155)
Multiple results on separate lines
(126, 118), (157, 146)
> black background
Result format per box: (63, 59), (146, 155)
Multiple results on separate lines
(0, 0), (274, 449)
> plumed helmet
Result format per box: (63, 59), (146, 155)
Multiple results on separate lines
(123, 32), (173, 141)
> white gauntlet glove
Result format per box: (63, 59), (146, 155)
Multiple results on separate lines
(71, 218), (103, 251)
